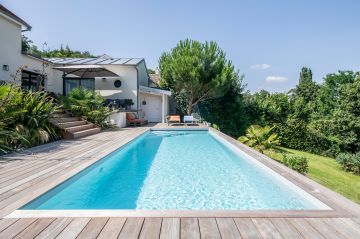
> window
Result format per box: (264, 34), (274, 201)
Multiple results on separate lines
(63, 78), (95, 95)
(21, 70), (44, 91)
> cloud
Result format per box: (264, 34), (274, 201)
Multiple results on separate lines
(250, 64), (271, 70)
(265, 76), (288, 83)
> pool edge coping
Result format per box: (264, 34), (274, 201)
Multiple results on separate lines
(3, 126), (360, 218)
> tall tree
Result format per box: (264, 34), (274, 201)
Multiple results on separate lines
(292, 67), (319, 104)
(159, 39), (238, 114)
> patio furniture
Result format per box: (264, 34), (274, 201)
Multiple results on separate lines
(126, 112), (148, 126)
(183, 115), (199, 125)
(167, 115), (181, 125)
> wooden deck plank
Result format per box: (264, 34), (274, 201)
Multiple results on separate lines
(97, 218), (126, 239)
(288, 218), (324, 239)
(234, 218), (263, 239)
(13, 218), (55, 239)
(270, 218), (303, 239)
(56, 218), (90, 239)
(252, 218), (283, 239)
(76, 217), (108, 239)
(322, 218), (360, 239)
(0, 218), (18, 232)
(181, 218), (200, 239)
(198, 218), (221, 239)
(0, 218), (36, 238)
(216, 218), (241, 239)
(0, 159), (81, 202)
(306, 218), (346, 239)
(118, 217), (144, 239)
(338, 218), (360, 236)
(139, 217), (162, 239)
(160, 218), (180, 239)
(34, 218), (73, 239)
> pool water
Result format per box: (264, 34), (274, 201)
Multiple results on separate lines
(22, 130), (328, 210)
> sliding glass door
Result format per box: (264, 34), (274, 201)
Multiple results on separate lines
(63, 78), (95, 95)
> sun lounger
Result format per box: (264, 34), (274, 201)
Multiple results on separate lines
(184, 115), (199, 125)
(126, 112), (148, 126)
(167, 115), (181, 125)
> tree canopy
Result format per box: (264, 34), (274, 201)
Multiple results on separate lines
(21, 35), (96, 58)
(159, 39), (239, 114)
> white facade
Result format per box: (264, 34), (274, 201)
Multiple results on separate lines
(0, 13), (22, 81)
(0, 5), (171, 123)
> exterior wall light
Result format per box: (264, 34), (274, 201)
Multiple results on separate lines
(2, 65), (9, 71)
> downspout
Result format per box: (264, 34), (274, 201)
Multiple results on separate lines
(135, 67), (139, 114)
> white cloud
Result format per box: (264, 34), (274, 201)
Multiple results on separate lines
(250, 64), (271, 70)
(265, 76), (288, 83)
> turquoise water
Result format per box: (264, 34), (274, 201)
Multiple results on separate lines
(22, 131), (325, 210)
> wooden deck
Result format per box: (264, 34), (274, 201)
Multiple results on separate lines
(0, 125), (359, 238)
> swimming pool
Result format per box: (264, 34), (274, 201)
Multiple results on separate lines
(21, 130), (329, 210)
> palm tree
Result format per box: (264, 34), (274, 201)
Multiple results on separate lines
(238, 125), (279, 153)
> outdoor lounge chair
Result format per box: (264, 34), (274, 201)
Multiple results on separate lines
(167, 115), (181, 125)
(126, 112), (148, 127)
(183, 115), (199, 125)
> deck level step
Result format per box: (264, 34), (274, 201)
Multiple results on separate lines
(56, 121), (88, 128)
(50, 117), (81, 123)
(64, 124), (95, 133)
(72, 127), (101, 139)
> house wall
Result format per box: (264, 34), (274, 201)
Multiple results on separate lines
(20, 55), (63, 93)
(0, 14), (22, 82)
(136, 61), (149, 87)
(139, 92), (169, 122)
(95, 65), (138, 111)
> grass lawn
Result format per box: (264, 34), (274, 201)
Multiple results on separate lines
(263, 147), (360, 204)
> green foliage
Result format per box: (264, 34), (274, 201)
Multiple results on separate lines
(0, 83), (58, 153)
(62, 88), (111, 127)
(159, 39), (238, 114)
(21, 35), (95, 58)
(245, 67), (360, 164)
(336, 152), (360, 175)
(147, 68), (156, 74)
(292, 67), (319, 104)
(283, 153), (309, 174)
(238, 125), (279, 153)
(199, 74), (248, 137)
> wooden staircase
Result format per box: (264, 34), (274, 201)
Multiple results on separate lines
(50, 108), (101, 139)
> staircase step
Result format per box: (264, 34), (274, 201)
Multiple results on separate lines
(56, 121), (88, 128)
(72, 127), (101, 139)
(53, 109), (65, 114)
(65, 124), (95, 133)
(50, 117), (80, 123)
(51, 113), (71, 118)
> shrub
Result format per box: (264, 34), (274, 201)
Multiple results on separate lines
(283, 154), (309, 175)
(62, 87), (111, 128)
(238, 125), (279, 153)
(336, 152), (360, 175)
(0, 83), (58, 153)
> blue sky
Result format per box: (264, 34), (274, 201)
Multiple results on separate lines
(3, 0), (360, 92)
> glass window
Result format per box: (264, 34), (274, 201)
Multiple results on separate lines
(64, 78), (95, 95)
(21, 71), (44, 91)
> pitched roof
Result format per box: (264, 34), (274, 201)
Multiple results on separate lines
(149, 73), (160, 85)
(0, 4), (31, 31)
(44, 57), (144, 66)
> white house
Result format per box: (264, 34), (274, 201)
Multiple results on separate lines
(0, 4), (171, 123)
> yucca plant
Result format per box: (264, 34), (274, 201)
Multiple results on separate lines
(15, 91), (59, 147)
(238, 125), (280, 153)
(0, 83), (59, 153)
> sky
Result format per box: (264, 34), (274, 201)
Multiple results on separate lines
(3, 0), (360, 92)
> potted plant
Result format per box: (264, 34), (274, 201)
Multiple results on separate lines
(124, 99), (134, 110)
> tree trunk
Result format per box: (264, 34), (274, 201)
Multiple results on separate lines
(187, 102), (193, 115)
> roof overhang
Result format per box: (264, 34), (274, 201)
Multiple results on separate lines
(0, 4), (31, 31)
(139, 85), (171, 96)
(53, 65), (119, 78)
